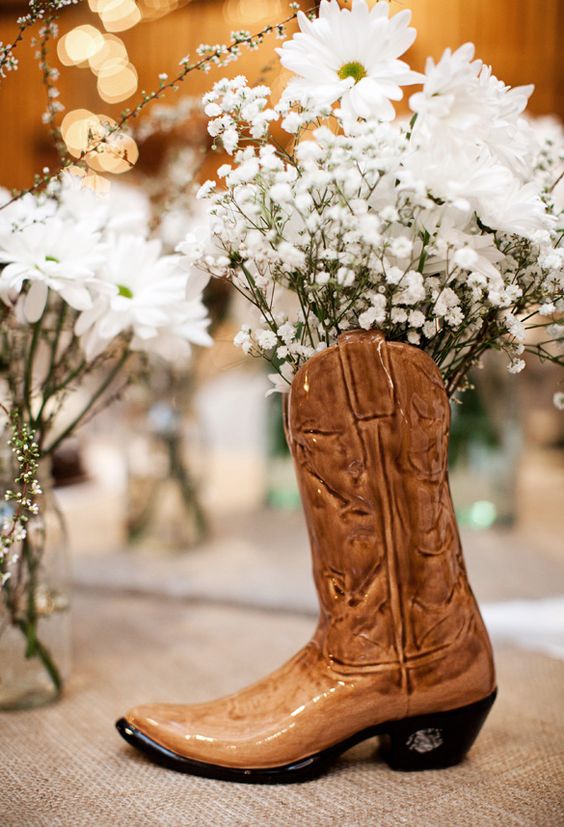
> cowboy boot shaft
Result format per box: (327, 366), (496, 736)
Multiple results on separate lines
(287, 331), (495, 710)
(287, 334), (402, 669)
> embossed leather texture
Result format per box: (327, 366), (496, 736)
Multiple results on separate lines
(122, 331), (495, 770)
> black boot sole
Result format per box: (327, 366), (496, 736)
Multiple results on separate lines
(116, 689), (496, 784)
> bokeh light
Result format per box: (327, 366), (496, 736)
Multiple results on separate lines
(224, 0), (284, 25)
(86, 132), (140, 174)
(88, 34), (129, 76)
(97, 0), (142, 33)
(139, 0), (185, 20)
(96, 61), (139, 104)
(67, 165), (112, 193)
(57, 25), (105, 67)
(468, 501), (498, 529)
(61, 110), (139, 175)
(83, 172), (112, 193)
(61, 109), (99, 158)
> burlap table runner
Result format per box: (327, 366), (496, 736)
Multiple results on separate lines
(1, 590), (563, 827)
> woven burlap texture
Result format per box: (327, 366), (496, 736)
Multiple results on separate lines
(1, 591), (563, 827)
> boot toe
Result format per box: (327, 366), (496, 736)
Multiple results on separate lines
(125, 703), (163, 731)
(123, 703), (191, 745)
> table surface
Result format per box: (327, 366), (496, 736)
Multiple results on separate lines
(2, 510), (564, 827)
(1, 589), (563, 827)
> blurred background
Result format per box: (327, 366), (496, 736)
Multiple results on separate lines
(1, 0), (563, 188)
(0, 0), (562, 629)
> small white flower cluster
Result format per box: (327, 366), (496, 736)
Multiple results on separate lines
(203, 76), (278, 155)
(195, 42), (243, 73)
(0, 42), (18, 79)
(188, 16), (295, 77)
(178, 0), (563, 396)
(22, 0), (78, 21)
(1, 1), (80, 82)
(14, 0), (78, 30)
(0, 415), (41, 586)
(0, 173), (212, 363)
(34, 22), (65, 128)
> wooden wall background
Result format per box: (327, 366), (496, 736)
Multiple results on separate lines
(0, 0), (562, 190)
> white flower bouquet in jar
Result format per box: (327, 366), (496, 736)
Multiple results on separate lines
(0, 173), (211, 706)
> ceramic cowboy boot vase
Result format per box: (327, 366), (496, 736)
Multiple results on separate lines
(117, 331), (496, 782)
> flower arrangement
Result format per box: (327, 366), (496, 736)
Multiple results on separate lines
(179, 0), (563, 397)
(0, 0), (562, 704)
(0, 173), (211, 697)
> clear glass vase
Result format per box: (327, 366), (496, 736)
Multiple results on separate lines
(265, 394), (301, 510)
(0, 447), (71, 710)
(448, 353), (521, 529)
(125, 399), (208, 551)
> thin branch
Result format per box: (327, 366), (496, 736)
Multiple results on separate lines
(1, 5), (314, 210)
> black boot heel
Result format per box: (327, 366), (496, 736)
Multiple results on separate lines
(380, 690), (497, 771)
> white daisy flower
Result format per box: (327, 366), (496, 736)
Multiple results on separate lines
(277, 0), (423, 127)
(410, 43), (535, 177)
(266, 361), (295, 396)
(409, 43), (483, 130)
(0, 187), (56, 229)
(0, 215), (107, 323)
(58, 173), (152, 237)
(75, 235), (211, 361)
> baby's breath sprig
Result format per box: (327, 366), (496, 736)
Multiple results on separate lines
(0, 41), (19, 80)
(0, 4), (315, 211)
(0, 0), (79, 82)
(0, 407), (41, 588)
(77, 8), (310, 153)
(35, 18), (67, 163)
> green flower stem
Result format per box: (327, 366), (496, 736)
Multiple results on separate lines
(3, 538), (63, 698)
(15, 618), (63, 695)
(32, 304), (68, 435)
(23, 321), (42, 421)
(44, 349), (130, 455)
(165, 431), (208, 542)
(21, 536), (38, 657)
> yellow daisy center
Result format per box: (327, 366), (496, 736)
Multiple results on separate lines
(338, 61), (367, 84)
(117, 284), (134, 299)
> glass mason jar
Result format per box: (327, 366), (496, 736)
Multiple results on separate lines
(449, 353), (521, 529)
(265, 393), (301, 510)
(126, 399), (208, 551)
(0, 442), (71, 711)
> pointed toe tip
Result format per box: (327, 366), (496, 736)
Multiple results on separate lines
(116, 717), (140, 745)
(115, 716), (129, 734)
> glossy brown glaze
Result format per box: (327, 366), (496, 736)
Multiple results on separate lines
(123, 331), (495, 770)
